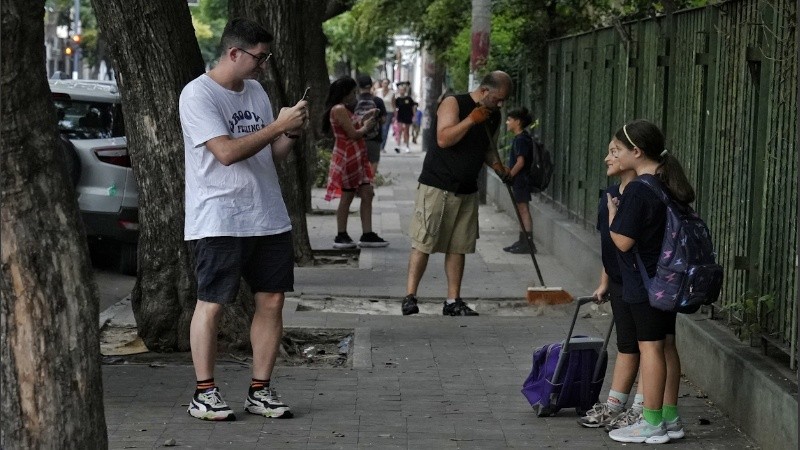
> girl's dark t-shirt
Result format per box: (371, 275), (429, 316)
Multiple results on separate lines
(597, 184), (623, 285)
(609, 179), (666, 303)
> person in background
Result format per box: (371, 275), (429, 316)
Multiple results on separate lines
(502, 107), (536, 254)
(400, 71), (513, 317)
(393, 82), (416, 153)
(378, 78), (395, 152)
(355, 74), (386, 175)
(322, 76), (390, 250)
(411, 104), (423, 144)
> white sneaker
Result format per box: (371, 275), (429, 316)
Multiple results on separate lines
(665, 417), (685, 439)
(609, 419), (670, 444)
(187, 388), (236, 421)
(577, 402), (618, 428)
(245, 386), (293, 418)
(605, 407), (642, 432)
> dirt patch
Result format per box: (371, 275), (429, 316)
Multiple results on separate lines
(295, 296), (550, 316)
(311, 248), (359, 267)
(100, 327), (354, 368)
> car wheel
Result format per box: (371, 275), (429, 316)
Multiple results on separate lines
(59, 135), (81, 187)
(118, 242), (137, 276)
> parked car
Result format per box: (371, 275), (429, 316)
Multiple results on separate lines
(50, 79), (138, 274)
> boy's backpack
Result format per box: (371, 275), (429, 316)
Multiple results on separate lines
(528, 136), (554, 193)
(354, 94), (380, 141)
(634, 174), (724, 314)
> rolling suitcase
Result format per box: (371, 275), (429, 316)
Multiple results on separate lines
(521, 296), (615, 417)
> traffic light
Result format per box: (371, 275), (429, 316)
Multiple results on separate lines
(65, 46), (73, 56)
(72, 34), (81, 44)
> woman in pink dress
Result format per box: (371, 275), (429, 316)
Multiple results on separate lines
(322, 76), (389, 249)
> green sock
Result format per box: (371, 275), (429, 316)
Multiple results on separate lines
(662, 404), (679, 422)
(642, 407), (663, 426)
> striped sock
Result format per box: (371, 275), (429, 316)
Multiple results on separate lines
(632, 393), (645, 411)
(607, 390), (628, 413)
(250, 378), (270, 391)
(196, 378), (216, 393)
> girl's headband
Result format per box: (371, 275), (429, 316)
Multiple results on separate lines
(622, 124), (639, 149)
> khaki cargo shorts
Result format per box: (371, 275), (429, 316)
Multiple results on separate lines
(409, 183), (479, 254)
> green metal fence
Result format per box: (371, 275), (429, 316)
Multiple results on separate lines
(543, 0), (797, 367)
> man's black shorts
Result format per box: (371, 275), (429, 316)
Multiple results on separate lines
(188, 232), (294, 304)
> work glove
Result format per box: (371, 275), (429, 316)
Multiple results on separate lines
(468, 105), (492, 125)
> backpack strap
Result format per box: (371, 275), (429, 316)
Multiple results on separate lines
(631, 174), (667, 291)
(633, 174), (671, 206)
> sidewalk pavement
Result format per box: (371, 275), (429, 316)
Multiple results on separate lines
(101, 139), (758, 449)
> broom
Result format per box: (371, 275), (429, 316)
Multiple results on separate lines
(484, 123), (572, 305)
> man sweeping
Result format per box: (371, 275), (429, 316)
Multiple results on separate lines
(400, 71), (512, 316)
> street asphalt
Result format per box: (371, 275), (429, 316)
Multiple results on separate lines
(99, 136), (758, 449)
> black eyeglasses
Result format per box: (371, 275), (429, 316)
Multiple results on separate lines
(234, 47), (272, 65)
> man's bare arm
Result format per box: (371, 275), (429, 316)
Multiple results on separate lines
(436, 96), (477, 148)
(205, 101), (307, 166)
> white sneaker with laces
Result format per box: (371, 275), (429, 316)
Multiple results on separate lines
(605, 407), (642, 432)
(245, 386), (293, 418)
(577, 402), (618, 428)
(608, 419), (670, 444)
(665, 417), (685, 439)
(188, 388), (236, 421)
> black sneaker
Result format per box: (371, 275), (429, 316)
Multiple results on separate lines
(502, 240), (522, 252)
(333, 232), (357, 249)
(507, 241), (536, 254)
(443, 298), (479, 316)
(401, 294), (419, 315)
(187, 387), (236, 421)
(358, 232), (389, 248)
(245, 385), (293, 418)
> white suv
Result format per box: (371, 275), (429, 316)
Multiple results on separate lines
(50, 79), (138, 273)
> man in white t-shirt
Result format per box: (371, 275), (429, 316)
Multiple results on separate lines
(179, 18), (307, 422)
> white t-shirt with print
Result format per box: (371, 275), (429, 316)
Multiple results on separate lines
(180, 74), (291, 240)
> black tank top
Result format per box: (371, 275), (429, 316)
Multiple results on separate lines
(417, 93), (501, 194)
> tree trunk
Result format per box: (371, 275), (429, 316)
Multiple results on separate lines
(92, 0), (251, 351)
(1, 2), (107, 447)
(229, 0), (349, 265)
(228, 0), (313, 264)
(422, 52), (445, 153)
(469, 0), (491, 90)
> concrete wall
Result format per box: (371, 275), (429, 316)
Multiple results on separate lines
(485, 171), (799, 449)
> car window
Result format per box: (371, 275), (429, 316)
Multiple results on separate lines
(54, 99), (125, 139)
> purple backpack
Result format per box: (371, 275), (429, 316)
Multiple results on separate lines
(634, 175), (724, 314)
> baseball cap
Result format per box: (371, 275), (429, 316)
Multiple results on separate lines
(357, 74), (373, 88)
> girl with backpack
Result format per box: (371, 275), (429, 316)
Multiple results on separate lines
(502, 107), (536, 254)
(606, 119), (694, 444)
(322, 76), (389, 249)
(578, 140), (645, 431)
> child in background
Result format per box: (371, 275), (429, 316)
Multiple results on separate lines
(411, 106), (422, 144)
(502, 107), (535, 254)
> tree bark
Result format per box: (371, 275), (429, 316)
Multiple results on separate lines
(422, 52), (445, 153)
(229, 0), (350, 264)
(469, 0), (491, 90)
(92, 0), (251, 351)
(230, 0), (314, 265)
(1, 2), (107, 447)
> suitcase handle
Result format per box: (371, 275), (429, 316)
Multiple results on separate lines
(552, 296), (612, 390)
